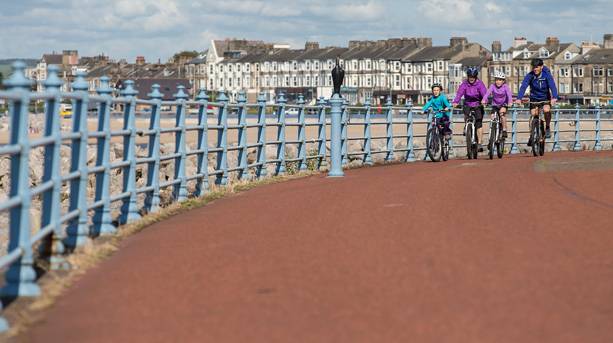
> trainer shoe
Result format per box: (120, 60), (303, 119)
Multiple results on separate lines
(502, 130), (508, 139)
(478, 144), (484, 152)
(545, 128), (551, 138)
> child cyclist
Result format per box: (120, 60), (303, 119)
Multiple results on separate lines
(482, 70), (513, 138)
(452, 66), (488, 151)
(422, 83), (452, 140)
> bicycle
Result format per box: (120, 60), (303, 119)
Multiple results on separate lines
(527, 100), (549, 157)
(488, 109), (505, 159)
(464, 108), (478, 159)
(425, 110), (451, 162)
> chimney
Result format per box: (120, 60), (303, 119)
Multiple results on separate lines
(416, 37), (432, 48)
(545, 36), (559, 46)
(513, 37), (527, 48)
(136, 56), (146, 65)
(491, 41), (502, 53)
(450, 37), (468, 48)
(604, 34), (613, 49)
(305, 42), (320, 50)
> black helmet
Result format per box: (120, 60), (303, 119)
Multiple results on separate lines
(466, 66), (479, 77)
(431, 83), (443, 91)
(531, 58), (544, 67)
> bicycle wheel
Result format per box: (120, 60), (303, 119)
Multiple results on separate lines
(426, 127), (442, 162)
(531, 118), (541, 156)
(442, 137), (449, 161)
(497, 136), (504, 159)
(539, 121), (545, 156)
(465, 123), (473, 159)
(488, 124), (496, 160)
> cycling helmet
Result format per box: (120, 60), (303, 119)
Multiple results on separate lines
(531, 58), (544, 67)
(466, 66), (479, 77)
(493, 70), (506, 80)
(431, 83), (443, 91)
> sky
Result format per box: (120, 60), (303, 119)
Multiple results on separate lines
(0, 0), (611, 62)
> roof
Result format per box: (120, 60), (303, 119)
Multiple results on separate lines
(118, 78), (192, 101)
(456, 56), (488, 67)
(403, 46), (453, 62)
(572, 48), (613, 64)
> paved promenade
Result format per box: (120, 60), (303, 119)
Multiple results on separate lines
(21, 151), (613, 343)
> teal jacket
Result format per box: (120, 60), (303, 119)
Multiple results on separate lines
(422, 94), (451, 118)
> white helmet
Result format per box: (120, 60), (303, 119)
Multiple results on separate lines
(494, 70), (506, 80)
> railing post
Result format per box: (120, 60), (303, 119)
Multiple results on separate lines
(385, 95), (394, 162)
(552, 104), (561, 152)
(237, 90), (248, 179)
(38, 66), (69, 269)
(215, 90), (229, 185)
(144, 84), (163, 210)
(91, 76), (116, 236)
(297, 94), (308, 171)
(594, 104), (602, 151)
(65, 71), (91, 249)
(118, 80), (141, 224)
(194, 88), (209, 196)
(341, 98), (349, 165)
(328, 94), (344, 177)
(573, 103), (582, 151)
(255, 92), (267, 178)
(275, 93), (287, 175)
(406, 100), (416, 162)
(316, 97), (327, 169)
(510, 104), (519, 154)
(1, 61), (41, 298)
(363, 99), (373, 165)
(173, 86), (188, 201)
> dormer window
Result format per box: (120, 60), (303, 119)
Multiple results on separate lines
(539, 48), (549, 58)
(564, 52), (572, 60)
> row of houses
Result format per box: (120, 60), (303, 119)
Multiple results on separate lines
(186, 35), (613, 105)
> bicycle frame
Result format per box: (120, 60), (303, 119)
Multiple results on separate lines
(464, 110), (477, 145)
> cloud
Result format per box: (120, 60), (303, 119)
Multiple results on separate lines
(0, 0), (612, 61)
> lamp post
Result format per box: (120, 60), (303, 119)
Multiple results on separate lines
(329, 57), (345, 177)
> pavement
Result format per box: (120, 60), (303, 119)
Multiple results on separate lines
(20, 151), (613, 343)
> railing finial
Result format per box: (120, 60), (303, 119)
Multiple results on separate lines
(5, 61), (32, 90)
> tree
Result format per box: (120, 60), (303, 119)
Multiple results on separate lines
(171, 51), (200, 65)
(0, 72), (3, 89)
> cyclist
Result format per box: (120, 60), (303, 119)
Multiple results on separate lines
(422, 83), (452, 140)
(452, 66), (488, 151)
(515, 58), (558, 144)
(482, 70), (513, 139)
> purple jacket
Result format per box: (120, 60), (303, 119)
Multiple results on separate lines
(483, 84), (513, 107)
(453, 79), (487, 107)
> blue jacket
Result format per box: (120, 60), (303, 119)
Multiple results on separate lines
(422, 94), (451, 118)
(517, 66), (558, 101)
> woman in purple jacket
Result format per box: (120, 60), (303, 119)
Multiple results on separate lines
(452, 66), (488, 152)
(482, 71), (513, 138)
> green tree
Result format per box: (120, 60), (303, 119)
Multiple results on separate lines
(0, 72), (4, 89)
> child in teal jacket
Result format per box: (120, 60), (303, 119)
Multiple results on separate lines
(422, 83), (452, 139)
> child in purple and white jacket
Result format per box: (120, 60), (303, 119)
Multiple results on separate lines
(482, 71), (513, 138)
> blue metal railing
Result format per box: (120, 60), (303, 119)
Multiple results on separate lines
(0, 61), (612, 331)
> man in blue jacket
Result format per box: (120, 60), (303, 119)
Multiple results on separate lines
(516, 58), (558, 140)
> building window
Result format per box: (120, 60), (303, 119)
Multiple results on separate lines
(305, 76), (310, 86)
(427, 63), (433, 73)
(314, 61), (319, 70)
(573, 67), (583, 77)
(438, 61), (443, 70)
(608, 82), (613, 93)
(366, 61), (371, 70)
(564, 52), (572, 60)
(559, 68), (569, 77)
(293, 61), (297, 71)
(293, 76), (297, 87)
(395, 75), (400, 87)
(228, 65), (233, 72)
(353, 61), (357, 70)
(593, 66), (604, 77)
(237, 64), (241, 72)
(314, 76), (319, 86)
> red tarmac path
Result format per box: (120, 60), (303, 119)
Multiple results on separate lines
(21, 151), (613, 342)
